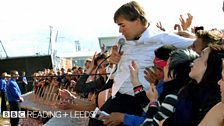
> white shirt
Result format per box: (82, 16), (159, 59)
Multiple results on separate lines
(111, 26), (194, 98)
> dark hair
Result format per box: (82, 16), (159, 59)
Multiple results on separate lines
(114, 1), (148, 26)
(94, 53), (107, 66)
(78, 67), (82, 70)
(186, 45), (223, 124)
(72, 66), (77, 70)
(168, 49), (198, 79)
(199, 46), (224, 86)
(171, 45), (223, 126)
(154, 45), (177, 61)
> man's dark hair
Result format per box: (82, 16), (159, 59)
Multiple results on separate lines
(154, 45), (177, 61)
(168, 49), (198, 79)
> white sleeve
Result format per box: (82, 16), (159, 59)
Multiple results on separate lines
(160, 32), (194, 48)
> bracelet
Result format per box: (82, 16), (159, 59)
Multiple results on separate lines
(149, 101), (158, 107)
(133, 85), (143, 91)
(133, 85), (143, 94)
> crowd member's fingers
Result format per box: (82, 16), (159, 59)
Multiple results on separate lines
(144, 67), (157, 84)
(129, 61), (141, 87)
(108, 45), (123, 64)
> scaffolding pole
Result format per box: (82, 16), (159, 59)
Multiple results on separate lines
(0, 40), (8, 58)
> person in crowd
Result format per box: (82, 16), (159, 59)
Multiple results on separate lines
(42, 73), (51, 94)
(0, 72), (8, 114)
(64, 72), (76, 90)
(5, 73), (11, 81)
(57, 52), (112, 111)
(71, 67), (79, 82)
(102, 48), (198, 126)
(89, 1), (194, 126)
(142, 48), (198, 126)
(77, 66), (84, 78)
(125, 44), (177, 112)
(60, 67), (67, 84)
(85, 58), (98, 83)
(7, 70), (23, 126)
(160, 44), (223, 126)
(67, 68), (72, 73)
(84, 58), (92, 72)
(74, 53), (110, 98)
(32, 72), (39, 94)
(198, 56), (224, 126)
(145, 45), (177, 98)
(189, 29), (223, 54)
(21, 71), (28, 94)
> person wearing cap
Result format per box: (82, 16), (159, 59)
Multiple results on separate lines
(0, 72), (7, 114)
(6, 70), (23, 126)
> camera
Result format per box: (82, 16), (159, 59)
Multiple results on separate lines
(195, 26), (204, 33)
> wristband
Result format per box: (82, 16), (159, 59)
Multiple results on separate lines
(133, 85), (143, 94)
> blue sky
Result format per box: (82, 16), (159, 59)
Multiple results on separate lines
(0, 0), (223, 57)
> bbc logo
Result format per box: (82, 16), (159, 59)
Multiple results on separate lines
(3, 111), (26, 118)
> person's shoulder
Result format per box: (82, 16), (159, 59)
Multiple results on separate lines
(9, 79), (16, 84)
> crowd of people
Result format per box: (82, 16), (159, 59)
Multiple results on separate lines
(1, 1), (224, 126)
(0, 70), (24, 126)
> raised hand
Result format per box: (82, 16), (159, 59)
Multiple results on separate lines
(156, 21), (165, 31)
(146, 83), (158, 102)
(108, 45), (123, 65)
(174, 24), (182, 32)
(129, 60), (141, 87)
(86, 52), (98, 74)
(144, 67), (157, 84)
(179, 13), (193, 31)
(101, 43), (106, 53)
(191, 27), (196, 34)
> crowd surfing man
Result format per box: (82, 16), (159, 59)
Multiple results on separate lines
(88, 1), (194, 126)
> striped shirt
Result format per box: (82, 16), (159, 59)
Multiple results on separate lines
(143, 94), (178, 126)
